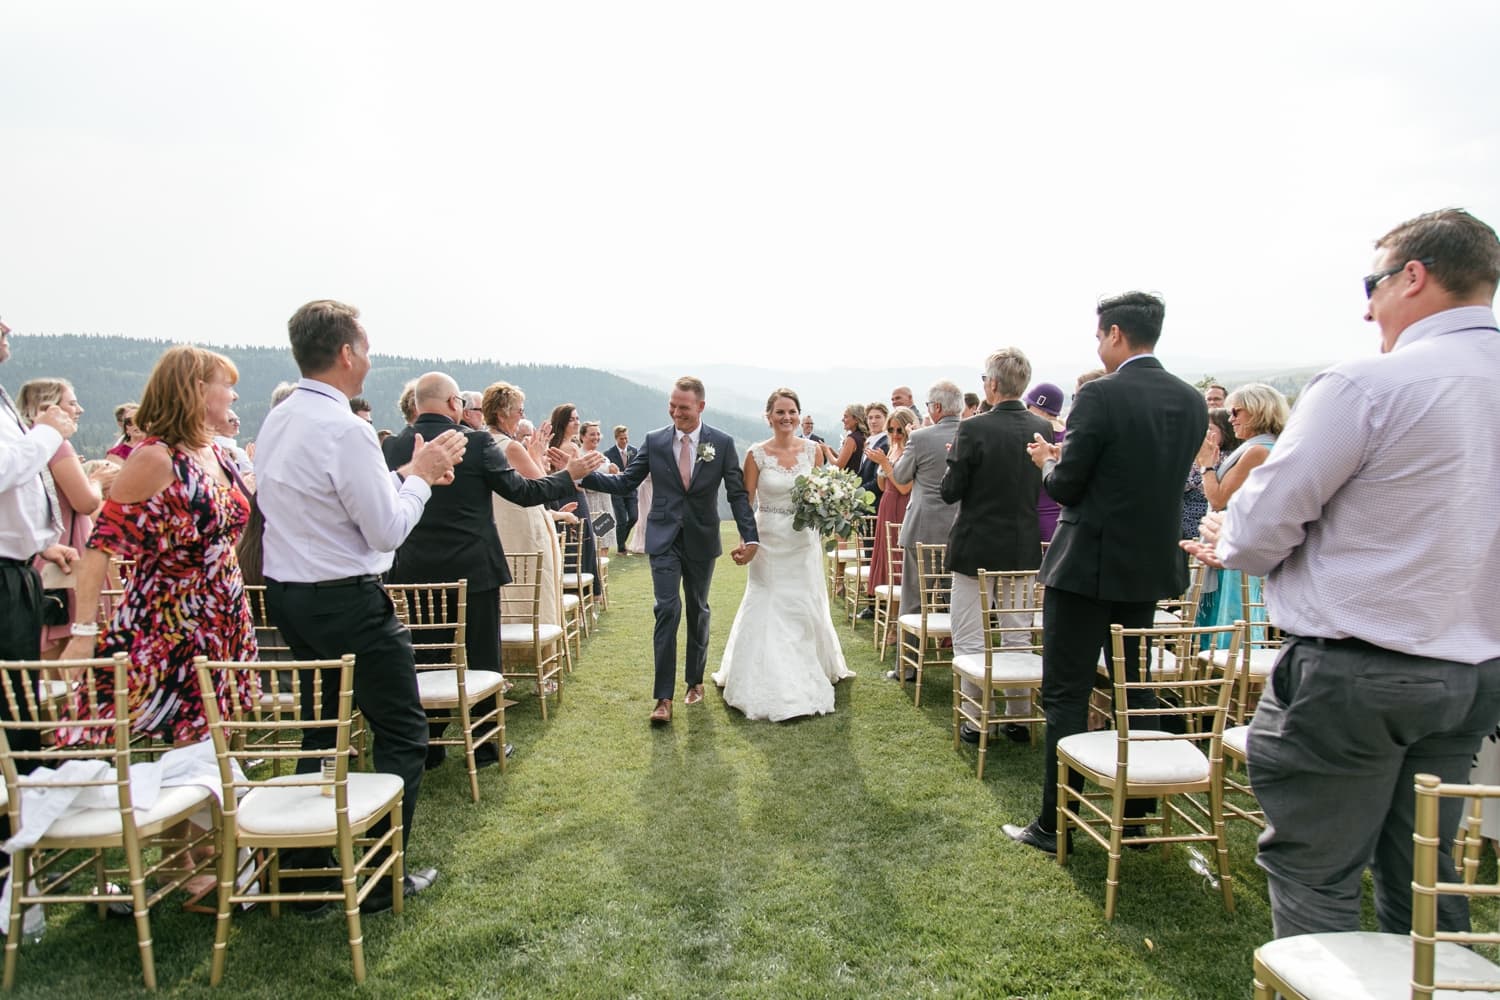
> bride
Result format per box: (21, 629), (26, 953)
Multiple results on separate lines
(712, 388), (854, 721)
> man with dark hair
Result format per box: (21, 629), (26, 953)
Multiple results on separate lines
(256, 299), (468, 914)
(602, 425), (638, 552)
(1186, 209), (1500, 939)
(350, 396), (373, 422)
(1204, 383), (1227, 408)
(961, 392), (980, 419)
(1003, 291), (1206, 853)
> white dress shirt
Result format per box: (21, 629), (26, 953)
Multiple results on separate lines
(255, 378), (432, 582)
(0, 388), (62, 559)
(1219, 305), (1500, 662)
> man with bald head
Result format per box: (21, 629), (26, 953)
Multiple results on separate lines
(383, 372), (603, 766)
(891, 385), (914, 410)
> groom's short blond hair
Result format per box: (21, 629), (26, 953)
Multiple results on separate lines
(674, 376), (705, 400)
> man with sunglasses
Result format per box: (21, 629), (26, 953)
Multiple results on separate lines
(1185, 209), (1500, 940)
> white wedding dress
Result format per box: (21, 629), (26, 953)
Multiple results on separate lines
(712, 439), (854, 721)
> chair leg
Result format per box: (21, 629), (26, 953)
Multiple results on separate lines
(1104, 785), (1128, 922)
(1055, 759), (1071, 866)
(210, 829), (235, 986)
(337, 827), (366, 984)
(459, 702), (480, 803)
(913, 635), (926, 707)
(4, 849), (27, 990)
(126, 845), (156, 989)
(1211, 783), (1236, 913)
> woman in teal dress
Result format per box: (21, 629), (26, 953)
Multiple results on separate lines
(1194, 383), (1290, 645)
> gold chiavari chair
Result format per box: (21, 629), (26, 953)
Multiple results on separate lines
(951, 569), (1045, 779)
(840, 514), (880, 626)
(558, 523), (597, 637)
(896, 543), (952, 707)
(1197, 572), (1279, 725)
(499, 552), (564, 722)
(872, 520), (903, 660)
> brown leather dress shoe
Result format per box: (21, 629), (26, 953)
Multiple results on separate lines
(650, 699), (673, 724)
(684, 685), (704, 705)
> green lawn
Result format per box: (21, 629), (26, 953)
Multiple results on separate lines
(16, 527), (1296, 998)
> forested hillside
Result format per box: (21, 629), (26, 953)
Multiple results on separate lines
(8, 335), (767, 459)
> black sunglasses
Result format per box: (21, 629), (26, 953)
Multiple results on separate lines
(1363, 257), (1433, 298)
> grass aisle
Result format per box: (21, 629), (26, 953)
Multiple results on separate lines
(19, 527), (1279, 999)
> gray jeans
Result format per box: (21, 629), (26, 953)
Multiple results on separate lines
(1249, 636), (1500, 938)
(950, 571), (1034, 721)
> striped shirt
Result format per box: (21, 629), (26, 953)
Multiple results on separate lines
(1218, 305), (1500, 663)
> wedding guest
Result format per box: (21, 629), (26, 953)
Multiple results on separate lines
(859, 402), (889, 498)
(886, 380), (962, 680)
(2, 316), (82, 760)
(16, 378), (116, 658)
(945, 350), (1052, 744)
(256, 299), (467, 912)
(459, 390), (485, 430)
(350, 396), (373, 422)
(1023, 382), (1067, 542)
(830, 403), (869, 475)
(384, 373), (591, 765)
(485, 382), (570, 628)
(1004, 292), (1205, 854)
(800, 415), (825, 444)
(602, 425), (639, 553)
(547, 403), (598, 580)
(270, 381), (298, 408)
(578, 421), (618, 555)
(961, 392), (981, 419)
(397, 379), (418, 425)
(1183, 409), (1235, 541)
(1186, 208), (1500, 939)
(106, 402), (145, 465)
(891, 385), (914, 410)
(1204, 383), (1228, 408)
(211, 408), (255, 481)
(1193, 382), (1288, 641)
(1075, 368), (1106, 393)
(863, 407), (916, 643)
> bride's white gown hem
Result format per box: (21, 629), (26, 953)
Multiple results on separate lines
(711, 440), (854, 722)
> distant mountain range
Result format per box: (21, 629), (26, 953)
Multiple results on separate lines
(5, 335), (768, 460)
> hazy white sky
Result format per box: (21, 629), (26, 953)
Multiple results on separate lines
(3, 1), (1497, 379)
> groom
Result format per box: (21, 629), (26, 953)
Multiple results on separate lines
(586, 376), (759, 723)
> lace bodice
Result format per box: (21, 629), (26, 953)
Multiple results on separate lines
(750, 439), (815, 514)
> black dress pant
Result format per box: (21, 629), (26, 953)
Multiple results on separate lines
(1038, 586), (1158, 830)
(267, 578), (428, 848)
(0, 559), (44, 765)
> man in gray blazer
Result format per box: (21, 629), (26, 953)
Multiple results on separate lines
(886, 379), (962, 680)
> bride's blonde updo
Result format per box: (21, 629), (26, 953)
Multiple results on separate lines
(764, 387), (801, 413)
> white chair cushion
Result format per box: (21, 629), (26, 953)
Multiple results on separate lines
(1056, 730), (1210, 784)
(597, 557), (609, 569)
(1257, 932), (1500, 999)
(1199, 645), (1280, 676)
(829, 548), (859, 562)
(561, 594), (580, 610)
(237, 772), (405, 837)
(898, 613), (951, 634)
(1097, 649), (1184, 679)
(500, 623), (565, 645)
(1154, 608), (1181, 625)
(45, 783), (214, 840)
(874, 585), (898, 599)
(40, 679), (71, 703)
(417, 668), (506, 705)
(844, 566), (871, 581)
(560, 573), (594, 587)
(953, 651), (1044, 684)
(1223, 725), (1250, 759)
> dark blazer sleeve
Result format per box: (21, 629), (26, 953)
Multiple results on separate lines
(583, 438), (652, 494)
(383, 428), (414, 470)
(939, 422), (976, 505)
(1044, 381), (1107, 507)
(475, 432), (575, 506)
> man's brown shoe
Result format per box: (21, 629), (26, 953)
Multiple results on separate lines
(650, 699), (672, 724)
(684, 685), (704, 705)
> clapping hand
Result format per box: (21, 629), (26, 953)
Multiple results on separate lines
(1026, 432), (1060, 469)
(406, 429), (467, 485)
(862, 445), (889, 468)
(1195, 438), (1220, 470)
(1179, 510), (1227, 568)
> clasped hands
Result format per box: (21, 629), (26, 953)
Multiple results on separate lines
(729, 544), (758, 566)
(402, 429), (469, 485)
(1026, 432), (1059, 470)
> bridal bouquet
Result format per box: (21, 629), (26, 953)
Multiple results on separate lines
(790, 465), (876, 538)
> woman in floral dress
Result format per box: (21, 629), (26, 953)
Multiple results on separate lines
(63, 345), (258, 743)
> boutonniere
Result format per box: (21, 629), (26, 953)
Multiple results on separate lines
(697, 442), (716, 463)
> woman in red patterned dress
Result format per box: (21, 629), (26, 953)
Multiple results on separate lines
(61, 345), (258, 741)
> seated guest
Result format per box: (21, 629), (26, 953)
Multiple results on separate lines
(1023, 382), (1067, 542)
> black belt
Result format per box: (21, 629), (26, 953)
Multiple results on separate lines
(267, 574), (381, 590)
(0, 555), (37, 569)
(1290, 634), (1391, 655)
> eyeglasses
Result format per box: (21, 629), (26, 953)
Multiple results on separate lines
(464, 406), (482, 413)
(1363, 257), (1433, 298)
(448, 395), (466, 409)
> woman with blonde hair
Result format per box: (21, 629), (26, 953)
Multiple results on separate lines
(61, 345), (259, 737)
(1194, 381), (1289, 643)
(483, 382), (569, 628)
(17, 378), (118, 657)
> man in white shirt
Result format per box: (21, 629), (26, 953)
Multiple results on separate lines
(1, 315), (80, 757)
(255, 299), (466, 914)
(1187, 209), (1500, 938)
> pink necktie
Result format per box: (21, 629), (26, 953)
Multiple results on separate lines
(679, 434), (693, 489)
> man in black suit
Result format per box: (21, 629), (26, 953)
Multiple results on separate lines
(800, 415), (825, 444)
(383, 372), (602, 765)
(941, 347), (1053, 744)
(1003, 292), (1207, 853)
(602, 425), (639, 552)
